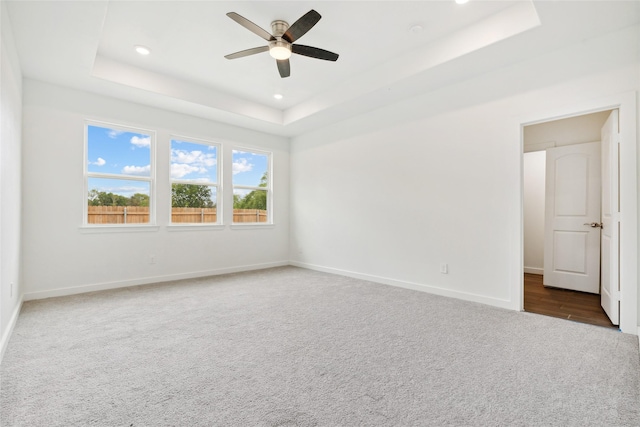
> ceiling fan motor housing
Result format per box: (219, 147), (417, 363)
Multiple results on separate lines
(271, 20), (289, 37)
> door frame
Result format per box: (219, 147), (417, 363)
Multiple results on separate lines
(516, 91), (637, 334)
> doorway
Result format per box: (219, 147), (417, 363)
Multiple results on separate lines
(516, 91), (637, 335)
(523, 110), (616, 328)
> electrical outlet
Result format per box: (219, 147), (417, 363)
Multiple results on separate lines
(440, 264), (448, 274)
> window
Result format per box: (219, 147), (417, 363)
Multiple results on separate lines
(85, 122), (154, 225)
(232, 149), (271, 224)
(170, 138), (220, 224)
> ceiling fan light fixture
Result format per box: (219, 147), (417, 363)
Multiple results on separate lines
(269, 40), (292, 60)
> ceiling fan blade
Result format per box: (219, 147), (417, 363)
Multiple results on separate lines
(277, 59), (290, 78)
(292, 44), (339, 61)
(224, 46), (269, 60)
(226, 12), (274, 42)
(283, 10), (321, 43)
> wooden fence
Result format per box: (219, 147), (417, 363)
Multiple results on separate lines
(87, 206), (267, 224)
(88, 206), (149, 224)
(233, 209), (268, 223)
(171, 207), (217, 223)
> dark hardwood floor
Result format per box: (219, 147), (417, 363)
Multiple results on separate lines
(524, 273), (617, 329)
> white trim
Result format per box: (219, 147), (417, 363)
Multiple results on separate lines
(79, 225), (160, 234)
(0, 295), (23, 364)
(523, 267), (543, 275)
(166, 224), (225, 231)
(516, 91), (638, 334)
(23, 261), (289, 301)
(230, 224), (276, 230)
(291, 261), (513, 310)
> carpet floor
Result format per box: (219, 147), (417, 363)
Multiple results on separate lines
(1, 266), (639, 426)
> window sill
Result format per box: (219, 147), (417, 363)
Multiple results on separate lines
(79, 225), (160, 234)
(166, 224), (225, 232)
(230, 223), (275, 230)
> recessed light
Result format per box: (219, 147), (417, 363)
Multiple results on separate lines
(273, 94), (284, 100)
(409, 25), (423, 34)
(134, 45), (151, 55)
(455, 0), (469, 4)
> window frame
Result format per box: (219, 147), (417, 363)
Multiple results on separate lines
(169, 135), (222, 226)
(231, 147), (273, 226)
(83, 120), (157, 228)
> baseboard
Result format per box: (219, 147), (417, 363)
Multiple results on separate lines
(524, 267), (543, 275)
(0, 295), (24, 364)
(290, 261), (514, 310)
(23, 261), (289, 301)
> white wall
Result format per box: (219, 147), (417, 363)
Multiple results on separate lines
(1, 1), (23, 357)
(290, 25), (640, 315)
(21, 80), (290, 299)
(523, 151), (545, 274)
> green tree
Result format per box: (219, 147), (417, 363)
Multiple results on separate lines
(130, 193), (149, 207)
(88, 190), (129, 206)
(172, 184), (214, 208)
(233, 172), (267, 210)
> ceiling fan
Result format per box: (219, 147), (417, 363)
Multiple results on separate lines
(224, 9), (339, 78)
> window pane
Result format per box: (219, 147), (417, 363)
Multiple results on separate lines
(171, 140), (217, 183)
(87, 177), (150, 224)
(233, 188), (267, 223)
(232, 150), (268, 187)
(171, 184), (217, 223)
(87, 125), (151, 176)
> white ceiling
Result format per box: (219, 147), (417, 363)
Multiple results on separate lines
(5, 1), (640, 137)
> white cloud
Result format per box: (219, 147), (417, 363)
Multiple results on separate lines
(122, 165), (151, 175)
(171, 163), (204, 179)
(171, 149), (216, 168)
(170, 149), (217, 179)
(130, 136), (150, 148)
(90, 157), (106, 166)
(107, 129), (124, 139)
(232, 158), (253, 175)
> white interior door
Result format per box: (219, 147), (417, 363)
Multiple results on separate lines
(543, 141), (601, 293)
(600, 110), (619, 325)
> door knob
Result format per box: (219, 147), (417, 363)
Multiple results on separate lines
(583, 222), (603, 228)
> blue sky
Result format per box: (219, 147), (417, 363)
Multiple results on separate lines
(87, 124), (268, 198)
(87, 125), (151, 197)
(232, 149), (268, 187)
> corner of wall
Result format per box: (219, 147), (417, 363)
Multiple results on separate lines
(0, 0), (24, 359)
(0, 295), (22, 364)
